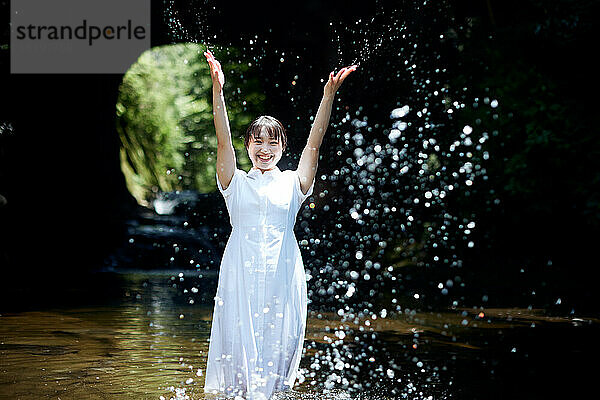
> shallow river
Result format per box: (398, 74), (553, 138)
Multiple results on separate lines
(1, 270), (597, 399)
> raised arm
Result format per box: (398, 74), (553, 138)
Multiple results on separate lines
(204, 50), (236, 190)
(297, 65), (357, 194)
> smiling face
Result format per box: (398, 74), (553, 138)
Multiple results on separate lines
(247, 127), (283, 171)
(244, 116), (288, 172)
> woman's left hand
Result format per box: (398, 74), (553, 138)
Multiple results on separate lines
(324, 65), (357, 98)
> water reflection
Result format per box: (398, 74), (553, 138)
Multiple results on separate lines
(0, 271), (597, 399)
(0, 272), (211, 399)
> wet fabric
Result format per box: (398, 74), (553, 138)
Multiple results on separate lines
(204, 165), (314, 400)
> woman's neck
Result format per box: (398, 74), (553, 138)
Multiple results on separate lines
(252, 166), (275, 174)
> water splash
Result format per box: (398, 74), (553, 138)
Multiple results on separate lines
(150, 0), (499, 397)
(293, 1), (501, 396)
(329, 2), (405, 68)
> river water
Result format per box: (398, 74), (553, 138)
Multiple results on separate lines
(1, 269), (597, 399)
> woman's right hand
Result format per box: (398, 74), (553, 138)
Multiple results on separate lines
(204, 49), (225, 92)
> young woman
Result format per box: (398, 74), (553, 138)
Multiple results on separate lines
(203, 49), (356, 399)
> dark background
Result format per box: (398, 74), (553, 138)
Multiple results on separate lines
(1, 0), (599, 313)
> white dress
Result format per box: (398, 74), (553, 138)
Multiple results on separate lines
(204, 165), (315, 400)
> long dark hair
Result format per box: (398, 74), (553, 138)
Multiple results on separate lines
(244, 115), (288, 152)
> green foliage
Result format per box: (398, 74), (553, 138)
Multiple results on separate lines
(116, 43), (264, 205)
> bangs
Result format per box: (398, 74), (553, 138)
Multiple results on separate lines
(250, 125), (283, 143)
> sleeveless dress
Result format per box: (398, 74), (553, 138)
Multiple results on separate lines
(204, 165), (315, 400)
